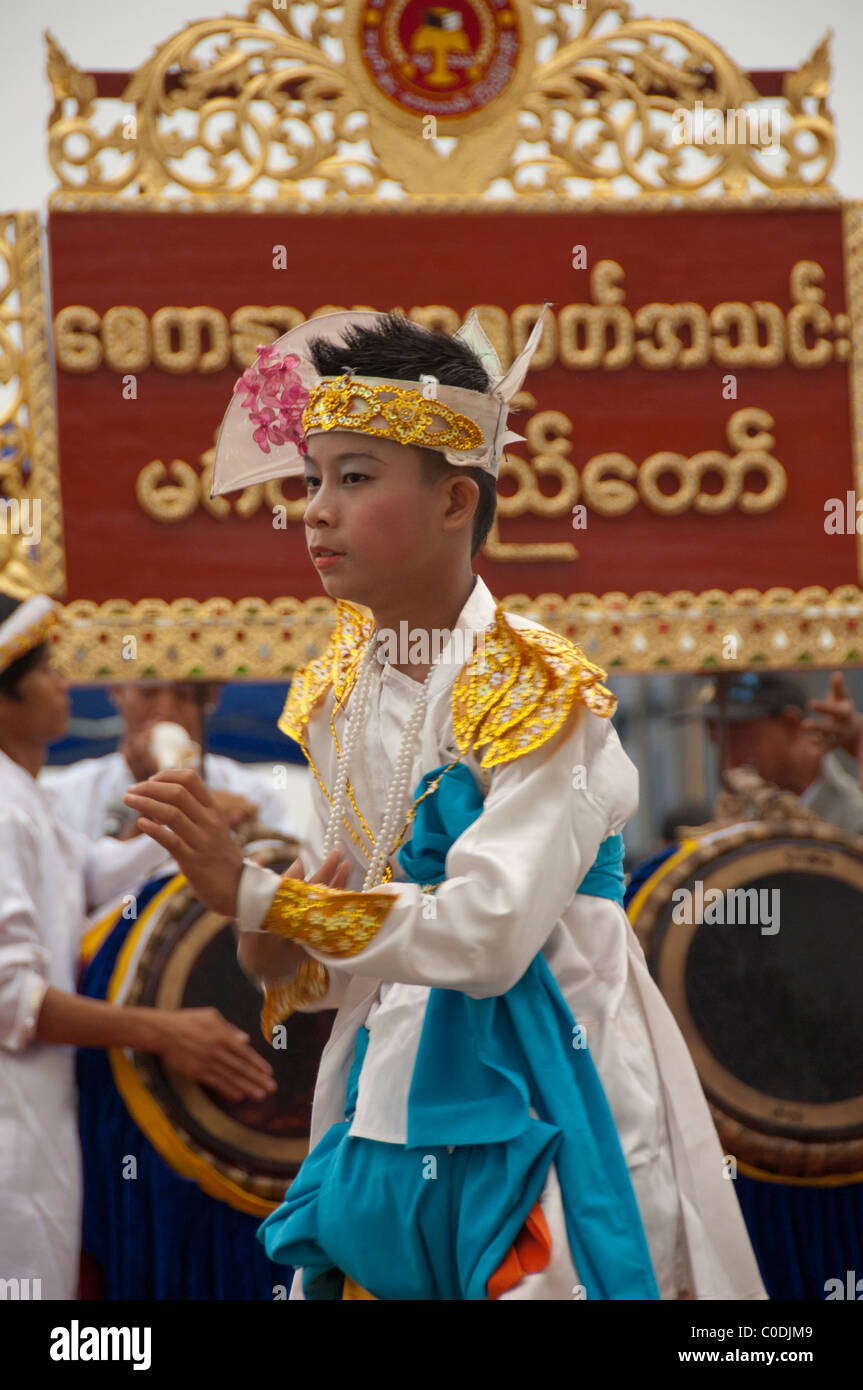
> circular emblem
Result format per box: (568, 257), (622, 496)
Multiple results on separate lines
(358, 0), (521, 122)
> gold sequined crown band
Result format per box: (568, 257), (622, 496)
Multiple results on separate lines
(210, 305), (552, 496)
(303, 375), (484, 453)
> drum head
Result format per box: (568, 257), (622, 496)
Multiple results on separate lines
(631, 820), (863, 1177)
(120, 841), (335, 1205)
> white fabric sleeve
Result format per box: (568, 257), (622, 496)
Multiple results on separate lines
(236, 770), (351, 1012)
(76, 832), (175, 914)
(230, 764), (300, 839)
(237, 761), (331, 932)
(301, 708), (639, 999)
(0, 810), (52, 1051)
(237, 859), (283, 933)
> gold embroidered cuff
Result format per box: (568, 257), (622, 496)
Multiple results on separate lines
(260, 875), (397, 957)
(260, 958), (331, 1041)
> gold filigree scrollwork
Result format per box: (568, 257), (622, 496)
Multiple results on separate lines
(52, 594), (342, 683)
(46, 5), (380, 205)
(0, 213), (65, 598)
(45, 1), (836, 206)
(842, 202), (863, 595)
(516, 5), (834, 197)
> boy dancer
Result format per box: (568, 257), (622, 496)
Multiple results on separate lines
(126, 309), (766, 1300)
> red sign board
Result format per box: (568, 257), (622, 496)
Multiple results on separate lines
(48, 206), (858, 605)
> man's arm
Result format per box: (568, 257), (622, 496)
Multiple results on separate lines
(76, 831), (175, 914)
(34, 988), (276, 1102)
(0, 807), (59, 1052)
(0, 809), (275, 1101)
(804, 671), (863, 789)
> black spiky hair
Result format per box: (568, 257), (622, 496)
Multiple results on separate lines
(306, 311), (492, 394)
(305, 312), (497, 559)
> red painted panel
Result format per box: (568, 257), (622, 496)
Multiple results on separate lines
(47, 207), (856, 602)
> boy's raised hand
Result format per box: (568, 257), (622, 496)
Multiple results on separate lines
(124, 768), (246, 915)
(124, 769), (353, 918)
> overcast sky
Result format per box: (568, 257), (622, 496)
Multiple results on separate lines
(4, 0), (863, 209)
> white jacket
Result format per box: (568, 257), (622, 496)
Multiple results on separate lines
(238, 576), (767, 1301)
(0, 750), (171, 1299)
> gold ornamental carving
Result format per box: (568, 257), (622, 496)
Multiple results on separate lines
(44, 584), (863, 683)
(45, 0), (836, 207)
(14, 4), (863, 676)
(0, 212), (66, 599)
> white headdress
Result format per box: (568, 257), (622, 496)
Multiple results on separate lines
(210, 304), (551, 496)
(0, 594), (59, 676)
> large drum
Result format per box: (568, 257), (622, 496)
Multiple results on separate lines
(78, 835), (336, 1298)
(626, 813), (863, 1298)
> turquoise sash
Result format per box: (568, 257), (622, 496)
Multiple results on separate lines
(258, 761), (659, 1299)
(398, 762), (659, 1299)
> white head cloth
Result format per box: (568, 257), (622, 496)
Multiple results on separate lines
(210, 304), (551, 496)
(0, 594), (58, 676)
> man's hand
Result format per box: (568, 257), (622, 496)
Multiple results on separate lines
(123, 768), (244, 915)
(211, 789), (259, 830)
(120, 721), (160, 782)
(803, 671), (863, 758)
(152, 1006), (277, 1102)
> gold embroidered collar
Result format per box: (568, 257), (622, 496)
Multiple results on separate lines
(278, 598), (616, 768)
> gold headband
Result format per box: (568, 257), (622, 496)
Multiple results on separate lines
(302, 375), (484, 453)
(0, 595), (59, 676)
(210, 305), (552, 495)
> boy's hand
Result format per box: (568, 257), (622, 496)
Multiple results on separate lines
(283, 848), (352, 889)
(124, 768), (244, 915)
(237, 847), (352, 981)
(803, 671), (863, 758)
(153, 1006), (276, 1102)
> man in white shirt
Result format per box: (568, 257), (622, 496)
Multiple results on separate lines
(0, 594), (276, 1300)
(45, 678), (298, 842)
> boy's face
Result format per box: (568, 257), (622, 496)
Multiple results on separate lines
(302, 431), (446, 608)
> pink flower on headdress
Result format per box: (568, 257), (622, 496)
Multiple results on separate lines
(234, 343), (310, 456)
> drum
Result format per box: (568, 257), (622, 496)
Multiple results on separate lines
(628, 818), (863, 1180)
(101, 838), (336, 1210)
(77, 835), (336, 1298)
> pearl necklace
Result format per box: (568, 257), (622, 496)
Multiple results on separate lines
(322, 632), (437, 889)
